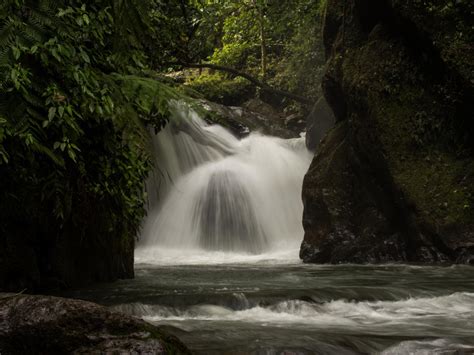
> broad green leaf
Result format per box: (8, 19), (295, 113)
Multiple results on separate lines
(48, 107), (56, 121)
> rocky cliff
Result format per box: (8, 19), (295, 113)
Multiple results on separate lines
(301, 0), (474, 263)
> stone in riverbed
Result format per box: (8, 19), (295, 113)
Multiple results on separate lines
(0, 294), (190, 354)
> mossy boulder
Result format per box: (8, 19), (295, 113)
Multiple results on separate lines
(0, 294), (190, 354)
(301, 0), (474, 263)
(192, 98), (300, 139)
(185, 72), (255, 106)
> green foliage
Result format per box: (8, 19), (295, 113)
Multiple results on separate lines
(410, 0), (474, 85)
(0, 0), (187, 249)
(185, 71), (254, 105)
(185, 0), (326, 107)
(267, 0), (326, 102)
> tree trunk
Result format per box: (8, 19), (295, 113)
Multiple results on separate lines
(252, 0), (267, 79)
(257, 6), (267, 78)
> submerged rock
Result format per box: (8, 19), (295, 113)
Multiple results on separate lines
(194, 98), (301, 139)
(0, 294), (190, 354)
(301, 0), (474, 263)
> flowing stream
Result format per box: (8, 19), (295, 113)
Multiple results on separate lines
(67, 103), (474, 354)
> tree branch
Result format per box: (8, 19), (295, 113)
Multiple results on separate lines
(179, 62), (313, 105)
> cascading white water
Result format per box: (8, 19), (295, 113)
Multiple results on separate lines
(135, 101), (312, 264)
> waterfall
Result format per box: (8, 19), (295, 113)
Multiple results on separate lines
(136, 101), (312, 264)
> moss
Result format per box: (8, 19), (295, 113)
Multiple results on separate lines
(370, 79), (473, 231)
(187, 100), (233, 128)
(396, 155), (474, 226)
(370, 87), (474, 230)
(185, 72), (255, 106)
(341, 31), (474, 233)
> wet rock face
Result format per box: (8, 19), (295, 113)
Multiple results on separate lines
(301, 0), (474, 263)
(301, 122), (418, 263)
(305, 96), (336, 151)
(0, 294), (190, 354)
(196, 98), (302, 139)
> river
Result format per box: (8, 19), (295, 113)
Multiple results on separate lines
(66, 260), (474, 354)
(67, 103), (474, 354)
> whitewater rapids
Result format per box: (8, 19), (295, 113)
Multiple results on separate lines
(67, 264), (474, 354)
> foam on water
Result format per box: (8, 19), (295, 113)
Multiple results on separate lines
(135, 247), (302, 266)
(114, 292), (474, 339)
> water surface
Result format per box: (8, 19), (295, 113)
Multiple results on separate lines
(67, 260), (474, 354)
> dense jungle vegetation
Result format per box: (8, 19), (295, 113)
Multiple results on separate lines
(0, 0), (325, 289)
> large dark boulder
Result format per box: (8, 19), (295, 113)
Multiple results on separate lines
(305, 96), (336, 151)
(301, 0), (474, 263)
(0, 294), (190, 354)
